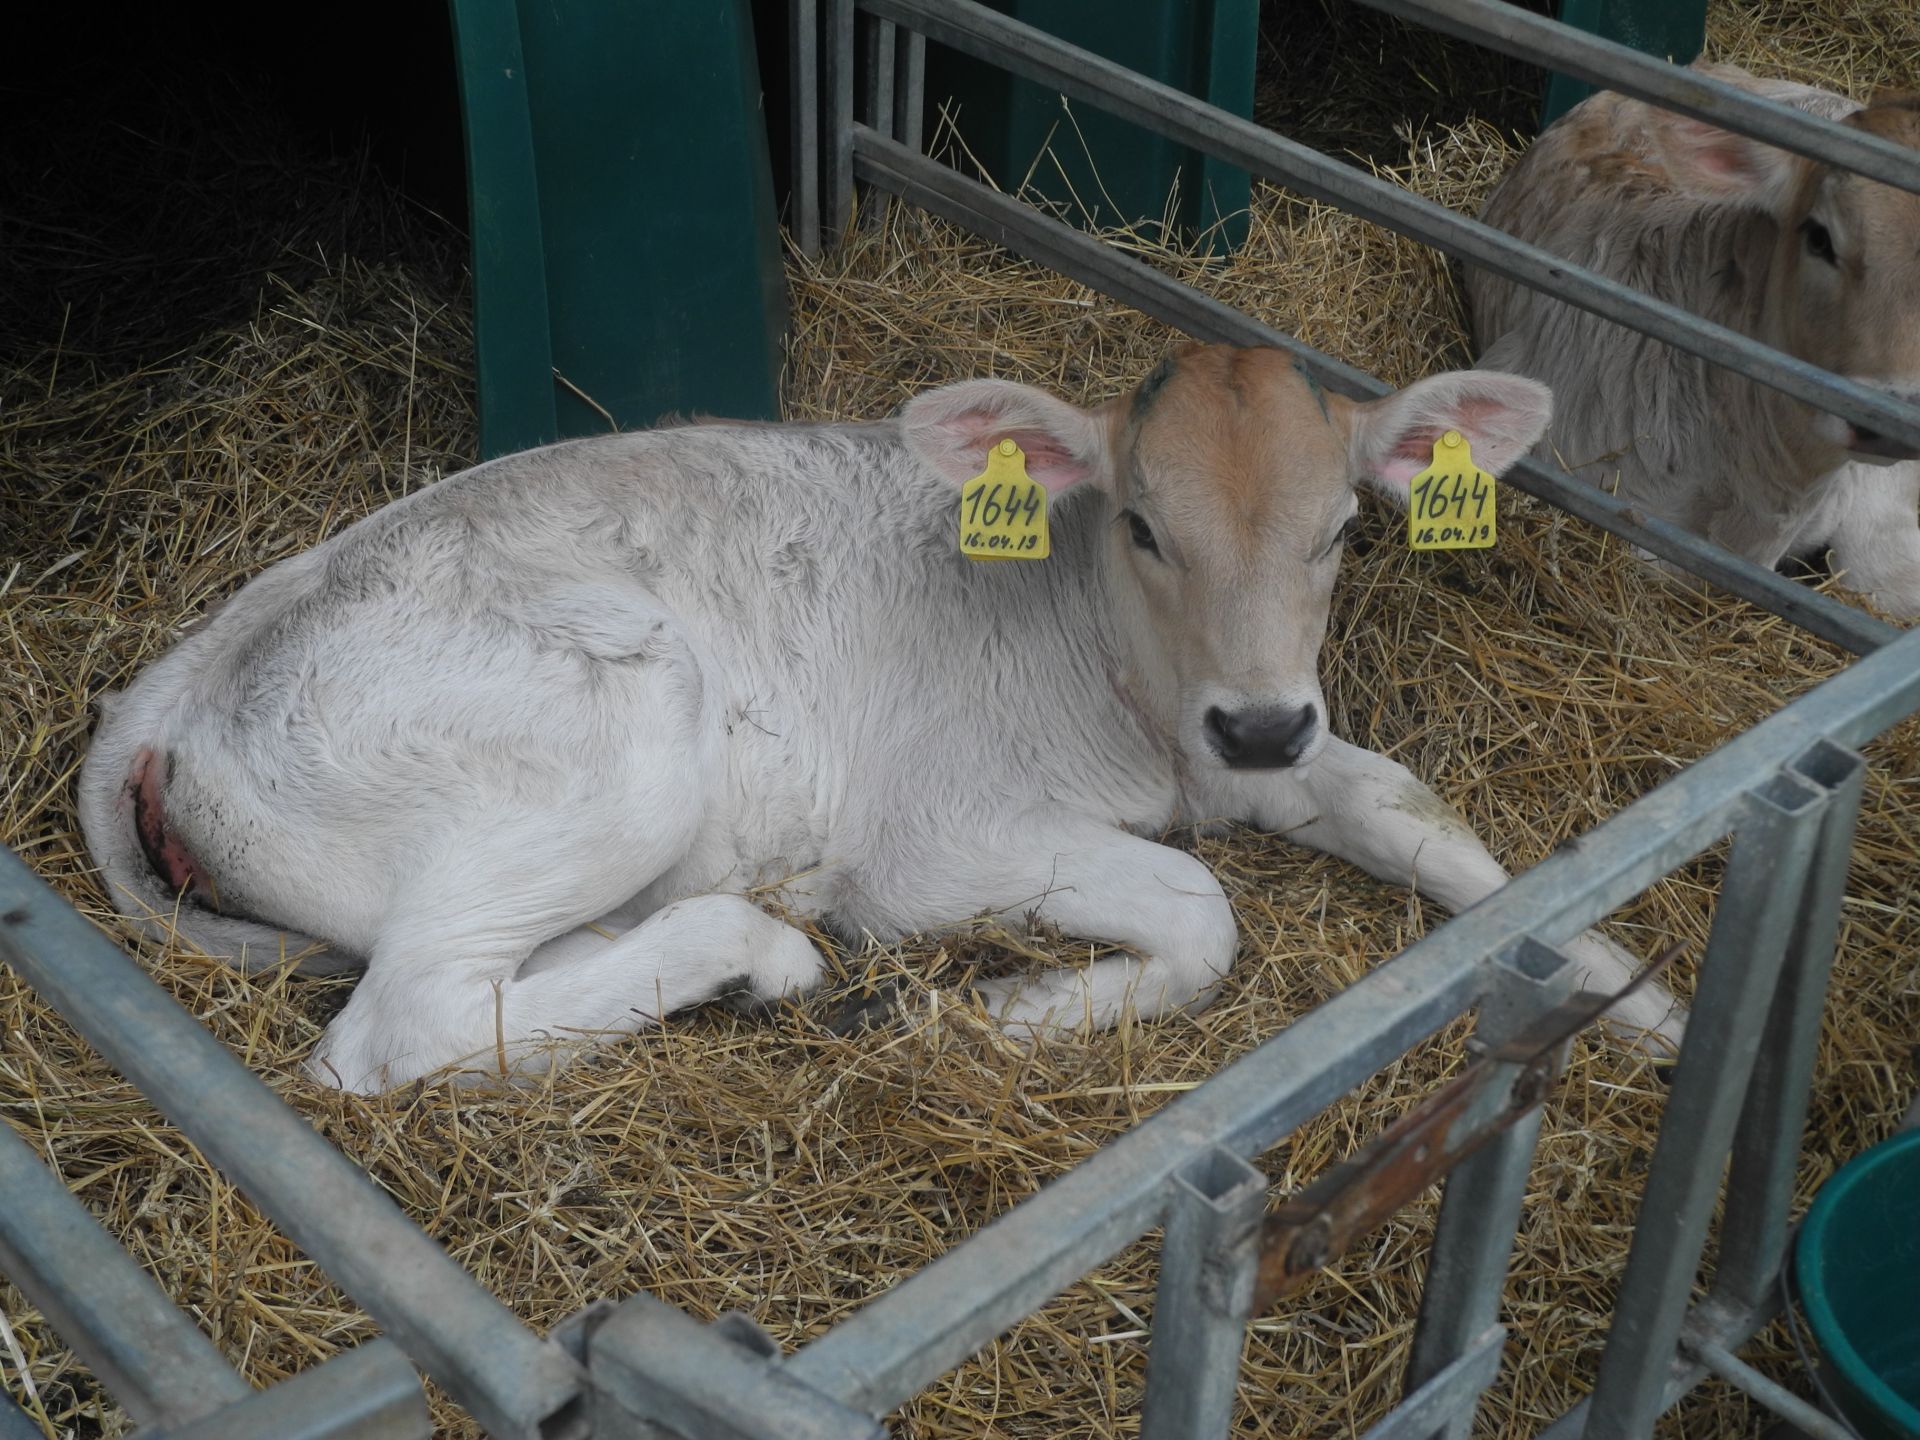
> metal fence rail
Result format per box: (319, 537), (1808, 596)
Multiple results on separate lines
(5, 3), (1918, 1437)
(822, 0), (1920, 457)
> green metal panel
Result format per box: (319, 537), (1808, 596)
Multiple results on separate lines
(925, 0), (1259, 252)
(1541, 0), (1707, 128)
(449, 0), (789, 460)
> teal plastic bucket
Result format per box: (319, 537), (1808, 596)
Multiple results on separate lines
(1795, 1128), (1920, 1440)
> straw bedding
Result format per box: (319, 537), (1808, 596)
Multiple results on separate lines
(3, 1), (1918, 1435)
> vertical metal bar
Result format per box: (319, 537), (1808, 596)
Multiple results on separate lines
(895, 27), (926, 152)
(1138, 1147), (1266, 1440)
(859, 16), (897, 231)
(1404, 940), (1580, 1440)
(0, 856), (584, 1440)
(1714, 740), (1865, 1314)
(865, 17), (897, 142)
(1584, 764), (1835, 1440)
(0, 1119), (250, 1428)
(821, 0), (856, 241)
(790, 0), (821, 256)
(143, 1341), (429, 1440)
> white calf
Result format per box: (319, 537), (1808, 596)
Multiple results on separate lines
(80, 344), (1678, 1092)
(1471, 63), (1920, 613)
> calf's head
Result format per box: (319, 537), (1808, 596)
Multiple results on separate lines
(1647, 78), (1920, 461)
(904, 345), (1551, 772)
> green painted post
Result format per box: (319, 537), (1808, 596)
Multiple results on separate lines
(449, 0), (788, 460)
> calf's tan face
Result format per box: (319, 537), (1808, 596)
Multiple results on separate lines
(1650, 91), (1920, 460)
(903, 345), (1553, 772)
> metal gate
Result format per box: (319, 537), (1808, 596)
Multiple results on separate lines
(6, 3), (1920, 1436)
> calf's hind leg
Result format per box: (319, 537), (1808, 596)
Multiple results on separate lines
(306, 813), (825, 1093)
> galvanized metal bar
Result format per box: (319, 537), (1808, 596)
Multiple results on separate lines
(586, 1293), (884, 1440)
(1354, 0), (1920, 197)
(1361, 1327), (1506, 1440)
(822, 0), (857, 241)
(0, 1118), (249, 1429)
(1138, 1148), (1267, 1440)
(865, 16), (896, 143)
(791, 622), (1920, 1416)
(856, 0), (1920, 453)
(1715, 739), (1865, 1314)
(791, 0), (821, 256)
(1585, 762), (1836, 1440)
(1403, 941), (1580, 1440)
(0, 1392), (44, 1440)
(789, 937), (1492, 1414)
(850, 128), (1900, 656)
(1683, 1337), (1857, 1440)
(140, 1341), (430, 1440)
(0, 855), (584, 1440)
(1538, 1295), (1776, 1440)
(895, 27), (926, 152)
(859, 15), (898, 232)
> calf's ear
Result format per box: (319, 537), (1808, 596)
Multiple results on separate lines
(903, 380), (1110, 494)
(1349, 370), (1553, 504)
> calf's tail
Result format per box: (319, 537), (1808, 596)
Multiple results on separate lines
(76, 698), (338, 972)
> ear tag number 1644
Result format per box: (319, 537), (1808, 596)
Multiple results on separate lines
(1407, 431), (1496, 551)
(961, 439), (1050, 561)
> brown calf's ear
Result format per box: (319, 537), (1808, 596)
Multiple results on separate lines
(1350, 370), (1553, 505)
(902, 379), (1110, 494)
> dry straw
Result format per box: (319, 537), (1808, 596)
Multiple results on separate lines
(3, 1), (1918, 1436)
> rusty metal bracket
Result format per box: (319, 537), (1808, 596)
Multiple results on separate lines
(1252, 943), (1685, 1309)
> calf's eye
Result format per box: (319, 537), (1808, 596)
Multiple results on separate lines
(1123, 509), (1161, 557)
(1801, 218), (1837, 266)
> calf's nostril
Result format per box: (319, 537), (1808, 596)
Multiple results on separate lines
(1203, 706), (1243, 759)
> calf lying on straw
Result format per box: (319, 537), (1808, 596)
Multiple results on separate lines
(82, 345), (1681, 1092)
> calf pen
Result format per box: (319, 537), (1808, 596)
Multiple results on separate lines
(3, 1), (1919, 1437)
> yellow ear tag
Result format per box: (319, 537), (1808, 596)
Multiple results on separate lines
(1407, 430), (1497, 551)
(960, 439), (1050, 561)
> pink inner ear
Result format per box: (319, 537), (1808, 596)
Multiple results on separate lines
(951, 422), (1089, 494)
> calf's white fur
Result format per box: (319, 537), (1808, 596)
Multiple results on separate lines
(81, 345), (1678, 1093)
(1471, 63), (1920, 613)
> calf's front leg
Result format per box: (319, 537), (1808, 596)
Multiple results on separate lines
(1245, 737), (1684, 1051)
(894, 813), (1241, 1039)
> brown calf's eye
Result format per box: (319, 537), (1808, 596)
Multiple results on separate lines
(1124, 509), (1161, 556)
(1801, 218), (1837, 266)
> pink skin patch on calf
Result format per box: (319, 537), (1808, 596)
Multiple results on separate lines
(130, 747), (212, 899)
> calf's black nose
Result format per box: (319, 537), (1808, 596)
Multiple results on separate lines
(1204, 704), (1317, 769)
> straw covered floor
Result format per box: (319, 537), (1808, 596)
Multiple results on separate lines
(3, 1), (1918, 1435)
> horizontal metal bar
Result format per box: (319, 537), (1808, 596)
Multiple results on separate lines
(1360, 1326), (1505, 1440)
(788, 937), (1496, 1413)
(1684, 1338), (1856, 1440)
(140, 1341), (430, 1440)
(588, 1294), (885, 1440)
(1358, 0), (1920, 197)
(860, 0), (1920, 454)
(851, 130), (1900, 656)
(0, 855), (584, 1440)
(789, 615), (1920, 1416)
(0, 1118), (249, 1428)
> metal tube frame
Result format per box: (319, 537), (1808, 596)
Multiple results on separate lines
(3, 4), (1916, 1436)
